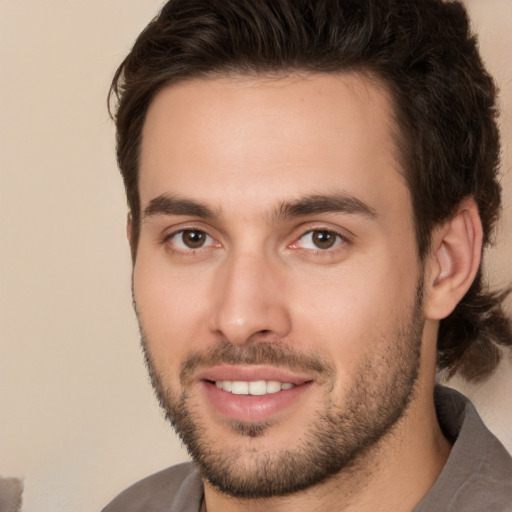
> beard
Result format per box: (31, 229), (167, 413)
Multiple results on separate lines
(138, 284), (424, 499)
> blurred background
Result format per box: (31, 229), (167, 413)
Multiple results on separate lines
(0, 1), (510, 511)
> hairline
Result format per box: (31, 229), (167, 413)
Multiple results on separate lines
(130, 67), (425, 259)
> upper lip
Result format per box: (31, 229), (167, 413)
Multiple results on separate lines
(195, 364), (313, 385)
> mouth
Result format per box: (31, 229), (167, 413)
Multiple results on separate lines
(213, 379), (295, 395)
(196, 366), (314, 423)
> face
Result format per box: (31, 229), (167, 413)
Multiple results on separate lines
(134, 73), (426, 497)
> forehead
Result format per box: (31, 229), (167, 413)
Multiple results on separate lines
(139, 72), (409, 220)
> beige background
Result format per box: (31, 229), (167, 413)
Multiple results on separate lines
(0, 1), (510, 511)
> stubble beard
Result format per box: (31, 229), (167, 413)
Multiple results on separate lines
(138, 287), (424, 499)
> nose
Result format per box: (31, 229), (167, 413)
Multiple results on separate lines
(210, 251), (292, 345)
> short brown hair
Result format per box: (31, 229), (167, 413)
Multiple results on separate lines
(109, 0), (511, 381)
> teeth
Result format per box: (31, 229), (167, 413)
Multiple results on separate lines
(248, 380), (267, 395)
(266, 381), (282, 394)
(214, 380), (296, 395)
(231, 381), (249, 395)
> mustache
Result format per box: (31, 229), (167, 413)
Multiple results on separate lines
(179, 340), (335, 385)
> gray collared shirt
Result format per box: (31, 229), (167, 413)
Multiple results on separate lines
(102, 387), (512, 511)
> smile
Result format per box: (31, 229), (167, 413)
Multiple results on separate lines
(214, 380), (295, 395)
(200, 370), (313, 422)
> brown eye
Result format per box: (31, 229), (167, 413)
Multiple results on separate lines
(311, 231), (337, 249)
(168, 229), (214, 250)
(297, 230), (344, 250)
(181, 230), (207, 248)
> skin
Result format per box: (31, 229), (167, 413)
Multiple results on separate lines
(131, 72), (476, 511)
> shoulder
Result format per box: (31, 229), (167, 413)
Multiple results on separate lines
(416, 387), (512, 512)
(449, 397), (512, 511)
(101, 462), (203, 512)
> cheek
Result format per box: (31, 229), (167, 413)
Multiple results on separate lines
(289, 254), (419, 372)
(290, 285), (378, 375)
(133, 255), (214, 364)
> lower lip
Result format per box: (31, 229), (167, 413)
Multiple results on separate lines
(201, 380), (312, 423)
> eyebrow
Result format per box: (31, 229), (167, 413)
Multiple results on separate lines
(143, 195), (216, 220)
(142, 192), (378, 222)
(273, 193), (378, 222)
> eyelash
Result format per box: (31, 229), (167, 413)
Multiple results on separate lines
(162, 227), (348, 256)
(163, 229), (219, 254)
(292, 229), (346, 253)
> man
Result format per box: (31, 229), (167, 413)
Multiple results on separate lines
(103, 0), (512, 510)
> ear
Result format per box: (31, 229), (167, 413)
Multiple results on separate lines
(423, 197), (483, 320)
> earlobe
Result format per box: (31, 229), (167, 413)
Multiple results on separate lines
(424, 198), (483, 320)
